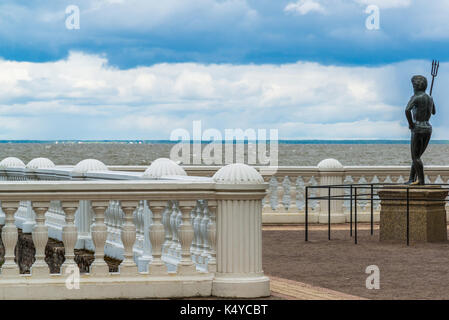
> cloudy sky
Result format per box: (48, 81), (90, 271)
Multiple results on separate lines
(0, 0), (448, 140)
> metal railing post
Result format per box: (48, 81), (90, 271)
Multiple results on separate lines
(370, 184), (374, 236)
(406, 187), (410, 246)
(328, 187), (331, 240)
(350, 185), (353, 237)
(305, 186), (308, 242)
(355, 187), (358, 245)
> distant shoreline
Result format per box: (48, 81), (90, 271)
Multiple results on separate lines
(0, 140), (447, 145)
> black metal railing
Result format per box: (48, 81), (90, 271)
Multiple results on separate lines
(305, 183), (449, 246)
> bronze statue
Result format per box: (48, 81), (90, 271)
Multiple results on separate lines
(405, 61), (439, 185)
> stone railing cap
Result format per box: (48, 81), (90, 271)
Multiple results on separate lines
(142, 158), (187, 179)
(213, 163), (264, 184)
(26, 157), (56, 169)
(72, 159), (109, 174)
(317, 158), (344, 171)
(0, 157), (25, 169)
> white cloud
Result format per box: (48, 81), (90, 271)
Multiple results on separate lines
(284, 0), (326, 15)
(0, 52), (447, 139)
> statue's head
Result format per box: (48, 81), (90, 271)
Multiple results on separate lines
(411, 75), (428, 92)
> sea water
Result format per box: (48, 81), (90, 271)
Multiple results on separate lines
(0, 140), (448, 166)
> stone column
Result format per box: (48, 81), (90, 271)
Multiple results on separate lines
(212, 163), (270, 298)
(317, 159), (345, 224)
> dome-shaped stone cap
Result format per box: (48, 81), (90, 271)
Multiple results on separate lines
(142, 158), (187, 178)
(26, 157), (55, 169)
(0, 157), (25, 168)
(213, 163), (264, 184)
(317, 158), (343, 171)
(72, 159), (108, 174)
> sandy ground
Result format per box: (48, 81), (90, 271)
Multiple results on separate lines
(262, 223), (449, 300)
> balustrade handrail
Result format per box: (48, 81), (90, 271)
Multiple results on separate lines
(107, 164), (449, 176)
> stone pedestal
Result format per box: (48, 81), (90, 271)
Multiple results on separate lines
(378, 186), (448, 242)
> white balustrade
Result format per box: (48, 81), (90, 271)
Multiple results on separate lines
(1, 155), (449, 299)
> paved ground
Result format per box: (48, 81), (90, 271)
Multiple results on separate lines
(269, 275), (365, 300)
(263, 223), (449, 300)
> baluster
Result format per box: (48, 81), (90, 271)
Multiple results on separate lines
(371, 176), (381, 211)
(133, 202), (143, 258)
(193, 201), (203, 262)
(343, 175), (353, 214)
(176, 207), (183, 259)
(22, 200), (35, 233)
(169, 201), (179, 258)
(139, 200), (152, 272)
(31, 201), (50, 276)
(396, 175), (405, 184)
(200, 201), (210, 265)
(140, 201), (146, 250)
(91, 201), (109, 275)
(177, 201), (196, 274)
(309, 176), (319, 212)
(148, 201), (167, 274)
(207, 201), (217, 273)
(116, 202), (124, 245)
(287, 176), (299, 213)
(0, 201), (20, 277)
(162, 201), (173, 256)
(297, 177), (305, 211)
(357, 176), (368, 212)
(119, 201), (139, 275)
(446, 178), (449, 214)
(190, 203), (199, 262)
(61, 201), (79, 274)
(105, 202), (111, 243)
(76, 200), (94, 251)
(112, 201), (118, 238)
(384, 175), (392, 184)
(0, 202), (4, 226)
(262, 176), (274, 213)
(275, 176), (286, 212)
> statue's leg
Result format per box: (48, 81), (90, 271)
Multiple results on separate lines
(416, 131), (432, 184)
(414, 133), (426, 185)
(407, 132), (417, 184)
(419, 131), (431, 157)
(407, 164), (416, 184)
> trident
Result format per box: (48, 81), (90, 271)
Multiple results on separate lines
(430, 59), (439, 96)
